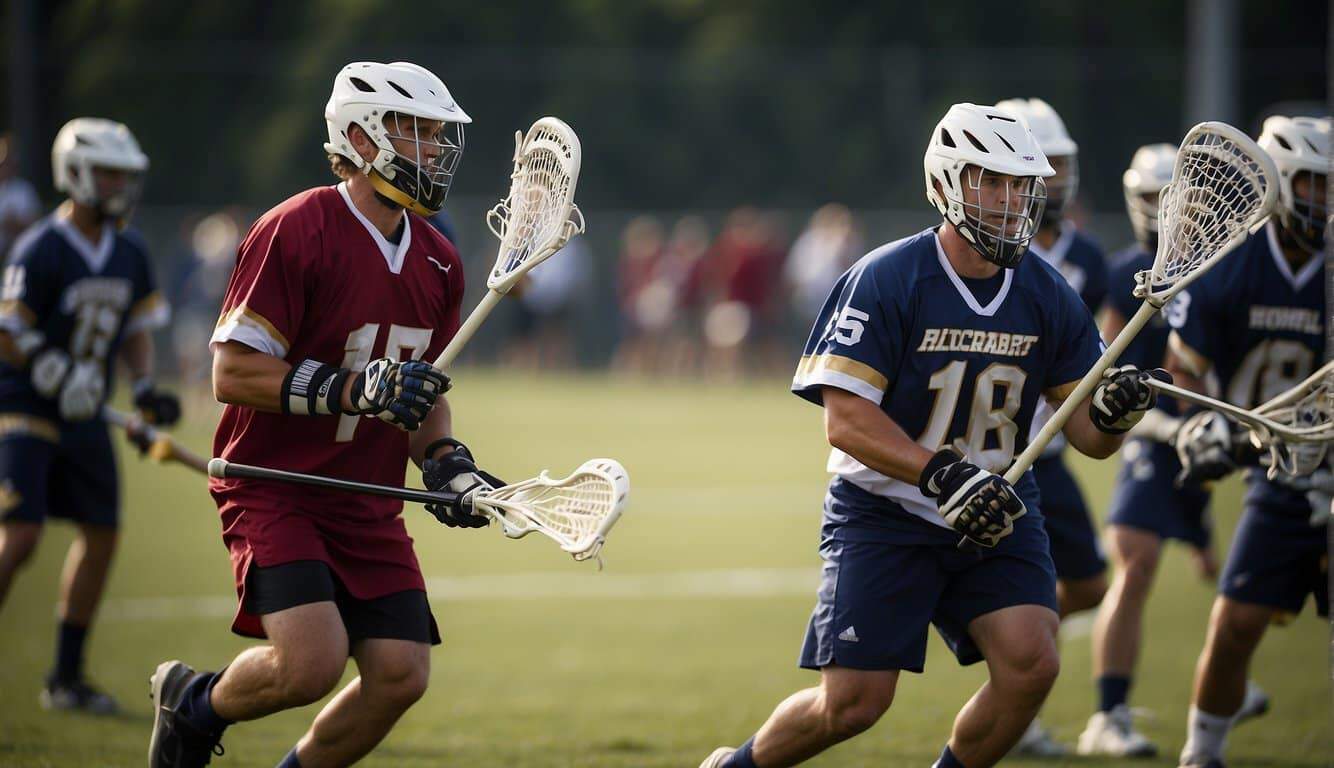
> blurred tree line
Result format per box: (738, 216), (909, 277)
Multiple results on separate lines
(2, 0), (1326, 213)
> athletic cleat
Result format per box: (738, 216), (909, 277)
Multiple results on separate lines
(1233, 680), (1270, 726)
(1179, 758), (1226, 768)
(39, 677), (119, 715)
(1012, 718), (1068, 757)
(1077, 705), (1158, 757)
(147, 660), (225, 768)
(699, 747), (736, 768)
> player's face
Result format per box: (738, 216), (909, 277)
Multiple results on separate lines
(1292, 171), (1327, 213)
(384, 113), (448, 169)
(964, 167), (1038, 237)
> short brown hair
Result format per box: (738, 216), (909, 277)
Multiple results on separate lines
(328, 153), (357, 181)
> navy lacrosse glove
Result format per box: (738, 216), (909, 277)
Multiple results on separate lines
(132, 380), (181, 426)
(1090, 365), (1172, 434)
(919, 449), (1025, 548)
(349, 359), (450, 431)
(421, 439), (505, 528)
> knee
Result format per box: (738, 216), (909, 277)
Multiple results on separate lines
(1004, 641), (1061, 698)
(0, 524), (42, 568)
(367, 654), (430, 712)
(276, 652), (346, 707)
(1208, 604), (1267, 655)
(1064, 576), (1108, 613)
(1118, 555), (1159, 599)
(822, 685), (894, 740)
(78, 526), (119, 557)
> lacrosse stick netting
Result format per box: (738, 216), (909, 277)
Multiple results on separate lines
(475, 458), (628, 564)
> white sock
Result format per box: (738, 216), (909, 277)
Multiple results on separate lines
(1182, 705), (1232, 764)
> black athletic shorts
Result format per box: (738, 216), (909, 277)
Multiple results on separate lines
(244, 560), (441, 645)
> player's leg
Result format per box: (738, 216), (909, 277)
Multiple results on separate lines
(149, 563), (350, 767)
(279, 588), (437, 766)
(0, 520), (43, 609)
(1033, 456), (1108, 618)
(1179, 504), (1326, 767)
(289, 637), (431, 766)
(703, 532), (942, 768)
(1179, 596), (1271, 767)
(0, 432), (55, 611)
(947, 604), (1061, 767)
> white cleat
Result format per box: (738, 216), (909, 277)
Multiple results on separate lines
(1233, 680), (1270, 726)
(1012, 718), (1068, 757)
(699, 747), (736, 768)
(1077, 705), (1158, 757)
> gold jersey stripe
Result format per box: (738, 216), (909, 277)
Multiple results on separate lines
(216, 304), (291, 353)
(0, 413), (59, 443)
(795, 353), (889, 392)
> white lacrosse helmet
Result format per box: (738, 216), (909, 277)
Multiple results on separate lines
(1257, 115), (1330, 254)
(1122, 143), (1177, 250)
(324, 61), (472, 217)
(924, 102), (1054, 267)
(51, 118), (149, 219)
(995, 98), (1078, 224)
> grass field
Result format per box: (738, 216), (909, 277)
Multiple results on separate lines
(0, 370), (1327, 767)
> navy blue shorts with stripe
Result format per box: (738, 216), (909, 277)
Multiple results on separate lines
(1220, 503), (1328, 619)
(1032, 453), (1106, 580)
(0, 415), (119, 528)
(799, 480), (1059, 673)
(1107, 439), (1211, 548)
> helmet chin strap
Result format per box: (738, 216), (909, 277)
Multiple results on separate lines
(367, 166), (437, 217)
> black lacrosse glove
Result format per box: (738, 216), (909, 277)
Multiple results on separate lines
(348, 359), (450, 431)
(919, 449), (1025, 548)
(132, 380), (182, 427)
(1173, 410), (1262, 487)
(421, 439), (505, 528)
(1090, 365), (1172, 434)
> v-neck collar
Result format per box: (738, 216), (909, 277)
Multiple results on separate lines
(1027, 221), (1075, 268)
(337, 182), (411, 275)
(1264, 219), (1320, 292)
(933, 231), (1013, 317)
(53, 217), (114, 274)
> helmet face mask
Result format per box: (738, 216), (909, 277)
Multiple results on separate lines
(1122, 143), (1176, 253)
(324, 61), (472, 217)
(1257, 115), (1331, 256)
(366, 112), (466, 216)
(1040, 153), (1078, 227)
(955, 165), (1048, 268)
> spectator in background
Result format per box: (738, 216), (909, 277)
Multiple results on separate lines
(0, 133), (41, 260)
(171, 209), (242, 402)
(506, 237), (591, 370)
(784, 203), (863, 323)
(650, 215), (711, 376)
(612, 215), (665, 374)
(703, 207), (787, 379)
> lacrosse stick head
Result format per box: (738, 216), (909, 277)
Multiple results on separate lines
(484, 117), (585, 294)
(475, 458), (628, 564)
(1253, 364), (1334, 479)
(1135, 122), (1280, 305)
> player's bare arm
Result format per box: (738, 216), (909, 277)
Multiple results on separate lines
(119, 330), (180, 426)
(821, 386), (932, 483)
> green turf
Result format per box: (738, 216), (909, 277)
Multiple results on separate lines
(0, 370), (1327, 767)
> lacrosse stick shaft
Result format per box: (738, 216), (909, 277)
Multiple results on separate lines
(1005, 302), (1158, 484)
(208, 458), (461, 506)
(103, 407), (210, 475)
(432, 289), (504, 369)
(1141, 378), (1295, 438)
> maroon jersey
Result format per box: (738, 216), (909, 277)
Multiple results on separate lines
(207, 184), (463, 635)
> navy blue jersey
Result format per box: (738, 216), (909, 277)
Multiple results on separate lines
(792, 228), (1104, 533)
(1027, 223), (1109, 315)
(1170, 221), (1325, 511)
(0, 216), (168, 421)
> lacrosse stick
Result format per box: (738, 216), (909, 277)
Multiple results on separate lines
(208, 457), (627, 564)
(103, 407), (209, 474)
(432, 117), (585, 369)
(1005, 121), (1279, 486)
(1144, 361), (1334, 479)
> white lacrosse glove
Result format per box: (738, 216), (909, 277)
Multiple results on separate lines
(1173, 410), (1260, 487)
(30, 347), (73, 398)
(1090, 365), (1172, 434)
(348, 358), (450, 431)
(57, 361), (105, 421)
(918, 449), (1024, 548)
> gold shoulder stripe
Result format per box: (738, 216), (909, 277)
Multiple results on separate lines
(129, 291), (166, 318)
(0, 299), (37, 327)
(216, 304), (291, 353)
(796, 353), (889, 392)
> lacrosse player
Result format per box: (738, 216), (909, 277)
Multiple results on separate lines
(0, 118), (175, 714)
(701, 102), (1166, 768)
(995, 97), (1110, 757)
(147, 61), (503, 768)
(1171, 115), (1328, 768)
